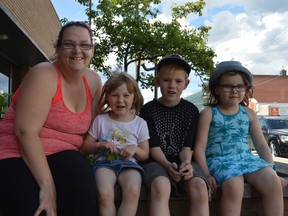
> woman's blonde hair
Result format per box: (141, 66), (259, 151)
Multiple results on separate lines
(98, 72), (144, 114)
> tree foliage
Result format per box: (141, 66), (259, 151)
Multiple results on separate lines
(0, 92), (11, 119)
(76, 0), (216, 90)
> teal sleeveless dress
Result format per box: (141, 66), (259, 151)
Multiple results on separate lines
(206, 105), (273, 186)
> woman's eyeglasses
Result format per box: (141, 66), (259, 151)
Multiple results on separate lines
(61, 42), (93, 50)
(218, 84), (247, 92)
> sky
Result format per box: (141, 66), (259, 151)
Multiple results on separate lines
(51, 0), (288, 102)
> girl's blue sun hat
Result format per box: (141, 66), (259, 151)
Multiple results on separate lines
(209, 61), (253, 88)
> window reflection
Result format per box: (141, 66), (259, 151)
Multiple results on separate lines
(0, 73), (8, 93)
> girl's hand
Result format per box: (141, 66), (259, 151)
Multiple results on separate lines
(168, 162), (182, 182)
(34, 184), (57, 216)
(120, 145), (137, 161)
(103, 141), (117, 153)
(178, 162), (193, 181)
(208, 175), (218, 194)
(279, 176), (288, 188)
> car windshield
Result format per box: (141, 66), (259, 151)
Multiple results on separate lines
(267, 119), (288, 129)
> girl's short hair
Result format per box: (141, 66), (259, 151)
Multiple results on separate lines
(98, 72), (144, 114)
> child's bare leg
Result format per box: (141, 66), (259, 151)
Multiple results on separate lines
(221, 176), (244, 216)
(117, 169), (142, 216)
(186, 177), (209, 216)
(245, 167), (283, 216)
(95, 168), (117, 216)
(149, 176), (171, 216)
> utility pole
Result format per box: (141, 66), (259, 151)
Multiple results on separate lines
(88, 0), (92, 27)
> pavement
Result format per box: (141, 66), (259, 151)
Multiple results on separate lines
(273, 156), (288, 176)
(251, 150), (288, 176)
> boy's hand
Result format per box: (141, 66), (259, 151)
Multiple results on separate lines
(168, 162), (182, 182)
(178, 162), (193, 180)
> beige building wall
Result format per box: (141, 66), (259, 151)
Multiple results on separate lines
(0, 0), (61, 59)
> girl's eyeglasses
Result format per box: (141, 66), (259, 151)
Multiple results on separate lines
(218, 84), (247, 92)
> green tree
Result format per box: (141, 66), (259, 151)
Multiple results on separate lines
(76, 0), (216, 90)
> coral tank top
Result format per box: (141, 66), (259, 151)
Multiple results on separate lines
(0, 63), (92, 160)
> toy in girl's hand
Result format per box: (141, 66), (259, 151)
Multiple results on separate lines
(107, 148), (121, 160)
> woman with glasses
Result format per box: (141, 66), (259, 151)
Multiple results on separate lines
(0, 21), (102, 216)
(194, 61), (287, 216)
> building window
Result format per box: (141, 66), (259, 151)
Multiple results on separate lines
(0, 73), (8, 93)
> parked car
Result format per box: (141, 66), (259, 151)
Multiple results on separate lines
(258, 116), (288, 157)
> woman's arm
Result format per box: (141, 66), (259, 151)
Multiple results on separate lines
(14, 63), (58, 215)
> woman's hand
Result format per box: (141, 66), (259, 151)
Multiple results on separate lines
(34, 183), (57, 216)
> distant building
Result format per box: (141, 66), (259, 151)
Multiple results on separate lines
(253, 74), (288, 104)
(185, 73), (288, 113)
(253, 74), (288, 115)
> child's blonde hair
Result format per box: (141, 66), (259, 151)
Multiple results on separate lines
(98, 72), (144, 114)
(157, 64), (189, 79)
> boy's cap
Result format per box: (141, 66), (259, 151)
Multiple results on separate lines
(209, 61), (253, 88)
(157, 54), (191, 75)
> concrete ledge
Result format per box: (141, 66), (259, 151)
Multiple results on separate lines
(1, 180), (287, 216)
(114, 177), (288, 201)
(114, 176), (288, 216)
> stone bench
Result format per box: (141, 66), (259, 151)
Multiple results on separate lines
(114, 175), (288, 216)
(1, 179), (287, 216)
(1, 163), (287, 216)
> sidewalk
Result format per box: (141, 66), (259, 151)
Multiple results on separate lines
(273, 156), (288, 176)
(251, 150), (288, 176)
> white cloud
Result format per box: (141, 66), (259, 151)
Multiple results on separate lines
(197, 1), (288, 76)
(52, 0), (288, 101)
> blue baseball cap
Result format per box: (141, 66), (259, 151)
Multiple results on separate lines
(157, 54), (191, 75)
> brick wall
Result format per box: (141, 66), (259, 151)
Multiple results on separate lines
(253, 75), (288, 103)
(0, 0), (61, 59)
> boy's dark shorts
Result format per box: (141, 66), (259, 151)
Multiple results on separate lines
(142, 161), (208, 197)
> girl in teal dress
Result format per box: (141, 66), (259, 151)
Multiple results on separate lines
(194, 61), (287, 216)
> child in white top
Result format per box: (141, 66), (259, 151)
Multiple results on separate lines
(82, 72), (149, 216)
